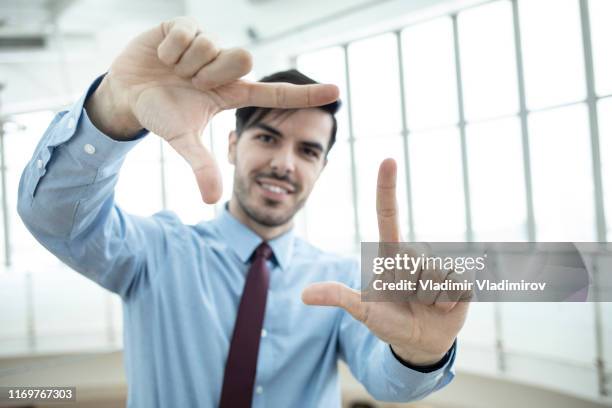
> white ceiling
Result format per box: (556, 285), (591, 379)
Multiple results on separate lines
(0, 0), (471, 113)
(0, 0), (437, 48)
(0, 0), (181, 33)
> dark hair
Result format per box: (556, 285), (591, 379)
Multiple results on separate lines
(235, 69), (341, 155)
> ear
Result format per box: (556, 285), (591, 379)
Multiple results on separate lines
(228, 130), (238, 165)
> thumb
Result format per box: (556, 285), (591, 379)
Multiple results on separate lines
(167, 133), (222, 204)
(302, 282), (367, 323)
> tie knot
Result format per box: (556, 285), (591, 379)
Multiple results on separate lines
(254, 242), (273, 261)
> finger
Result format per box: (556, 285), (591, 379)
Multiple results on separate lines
(435, 269), (476, 310)
(444, 300), (471, 320)
(167, 133), (222, 204)
(192, 48), (252, 90)
(397, 243), (432, 287)
(453, 299), (471, 315)
(158, 17), (199, 66)
(174, 33), (220, 78)
(433, 270), (461, 312)
(302, 282), (368, 323)
(398, 245), (423, 301)
(416, 264), (446, 306)
(377, 158), (401, 242)
(232, 81), (339, 109)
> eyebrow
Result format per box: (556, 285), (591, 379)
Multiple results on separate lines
(301, 141), (324, 153)
(254, 123), (325, 154)
(254, 123), (282, 137)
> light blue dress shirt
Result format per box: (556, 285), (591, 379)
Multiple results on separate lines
(17, 77), (456, 407)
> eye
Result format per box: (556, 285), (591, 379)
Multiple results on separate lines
(302, 147), (320, 160)
(256, 134), (276, 144)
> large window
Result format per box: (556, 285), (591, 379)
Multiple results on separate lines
(4, 111), (61, 272)
(347, 34), (403, 139)
(297, 47), (356, 253)
(409, 127), (465, 241)
(459, 1), (519, 121)
(402, 17), (458, 131)
(295, 0), (611, 400)
(298, 0), (610, 245)
(598, 98), (612, 237)
(466, 117), (527, 241)
(115, 135), (164, 216)
(529, 104), (595, 241)
(520, 0), (587, 110)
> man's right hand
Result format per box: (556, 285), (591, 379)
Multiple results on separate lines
(85, 16), (339, 204)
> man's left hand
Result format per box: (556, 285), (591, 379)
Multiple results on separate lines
(302, 158), (470, 366)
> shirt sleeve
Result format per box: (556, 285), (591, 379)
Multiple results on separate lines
(337, 260), (457, 403)
(17, 75), (177, 299)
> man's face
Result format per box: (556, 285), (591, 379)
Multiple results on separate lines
(228, 108), (332, 227)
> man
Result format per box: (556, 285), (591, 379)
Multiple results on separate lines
(18, 16), (469, 407)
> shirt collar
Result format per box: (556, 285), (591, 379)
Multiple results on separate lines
(213, 203), (294, 271)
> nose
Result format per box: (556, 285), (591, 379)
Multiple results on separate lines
(269, 145), (296, 176)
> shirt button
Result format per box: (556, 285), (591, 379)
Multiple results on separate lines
(255, 385), (263, 394)
(261, 329), (267, 338)
(83, 144), (96, 155)
(36, 159), (43, 169)
(67, 117), (76, 129)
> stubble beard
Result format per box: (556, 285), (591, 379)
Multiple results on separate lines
(233, 172), (307, 228)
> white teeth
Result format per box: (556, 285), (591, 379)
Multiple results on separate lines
(261, 183), (288, 194)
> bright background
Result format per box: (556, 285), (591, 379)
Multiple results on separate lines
(0, 0), (611, 407)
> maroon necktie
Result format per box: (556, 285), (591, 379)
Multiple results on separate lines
(219, 242), (272, 408)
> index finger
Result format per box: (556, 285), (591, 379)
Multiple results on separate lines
(237, 81), (339, 109)
(167, 133), (222, 204)
(377, 158), (401, 242)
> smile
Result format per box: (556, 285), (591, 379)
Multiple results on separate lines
(260, 183), (289, 195)
(255, 176), (297, 196)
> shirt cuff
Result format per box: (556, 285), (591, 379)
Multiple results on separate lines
(384, 339), (456, 377)
(46, 74), (148, 171)
(389, 339), (457, 373)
